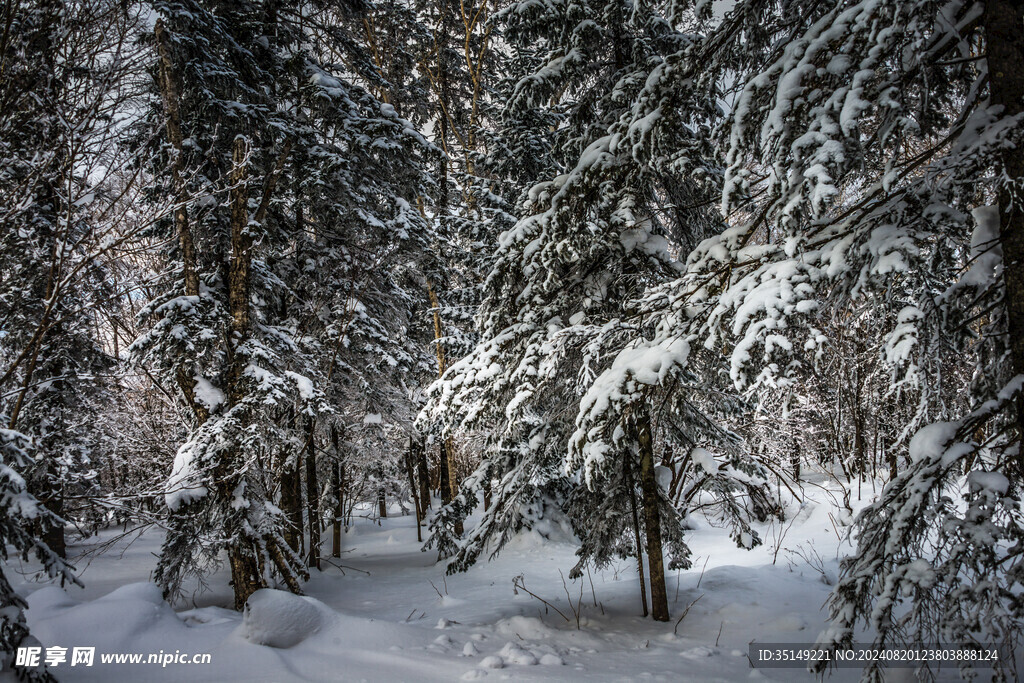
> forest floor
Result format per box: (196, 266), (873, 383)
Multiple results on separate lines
(7, 477), (974, 682)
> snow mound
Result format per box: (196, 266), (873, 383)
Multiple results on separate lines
(539, 653), (564, 665)
(25, 585), (77, 613)
(479, 655), (504, 669)
(28, 582), (187, 657)
(492, 615), (555, 640)
(242, 589), (326, 648)
(497, 641), (538, 665)
(98, 582), (166, 604)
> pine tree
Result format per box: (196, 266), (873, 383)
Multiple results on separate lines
(419, 0), (773, 622)
(0, 431), (78, 682)
(615, 0), (1024, 674)
(133, 0), (430, 609)
(1, 0), (136, 673)
(0, 0), (139, 558)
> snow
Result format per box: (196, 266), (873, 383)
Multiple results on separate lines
(8, 480), (994, 682)
(192, 375), (224, 411)
(967, 471), (1009, 495)
(948, 205), (1003, 293)
(689, 447), (719, 474)
(907, 421), (960, 464)
(241, 590), (326, 648)
(284, 371), (316, 400)
(570, 337), (691, 480)
(164, 442), (208, 512)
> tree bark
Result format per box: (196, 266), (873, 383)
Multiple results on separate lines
(405, 444), (423, 542)
(331, 426), (343, 557)
(416, 438), (431, 515)
(154, 19), (200, 301)
(624, 455), (648, 618)
(635, 405), (669, 622)
(222, 135), (262, 611)
(281, 451), (303, 554)
(439, 440), (451, 506)
(305, 421), (320, 570)
(984, 0), (1024, 450)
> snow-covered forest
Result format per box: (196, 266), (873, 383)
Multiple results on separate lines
(2, 0), (1023, 680)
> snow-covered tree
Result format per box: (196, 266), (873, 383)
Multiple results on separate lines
(132, 0), (430, 609)
(421, 0), (774, 622)
(0, 0), (146, 559)
(0, 430), (78, 682)
(606, 0), (1024, 673)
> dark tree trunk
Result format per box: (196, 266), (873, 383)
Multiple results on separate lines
(417, 439), (431, 515)
(281, 452), (303, 555)
(154, 20), (199, 299)
(41, 476), (65, 560)
(984, 0), (1024, 458)
(624, 454), (648, 618)
(635, 406), (669, 622)
(439, 439), (463, 536)
(377, 488), (387, 518)
(221, 135), (264, 611)
(331, 427), (343, 557)
(438, 441), (451, 505)
(305, 422), (320, 570)
(405, 445), (422, 542)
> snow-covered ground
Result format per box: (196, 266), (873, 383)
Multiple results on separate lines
(5, 481), (981, 681)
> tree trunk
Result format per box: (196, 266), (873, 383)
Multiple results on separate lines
(438, 439), (463, 536)
(447, 440), (463, 536)
(635, 406), (669, 622)
(624, 455), (648, 618)
(439, 441), (451, 506)
(426, 279), (459, 534)
(377, 488), (387, 518)
(41, 474), (65, 560)
(332, 427), (343, 557)
(154, 20), (200, 300)
(281, 452), (303, 554)
(984, 0), (1024, 452)
(416, 438), (431, 515)
(222, 135), (263, 611)
(305, 421), (320, 570)
(405, 445), (423, 542)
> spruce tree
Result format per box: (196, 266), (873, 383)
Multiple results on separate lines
(133, 0), (430, 608)
(421, 0), (774, 621)
(613, 0), (1024, 673)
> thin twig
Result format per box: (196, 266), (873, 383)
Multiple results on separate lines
(512, 574), (570, 622)
(673, 593), (705, 635)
